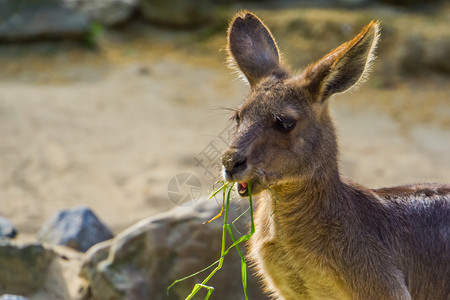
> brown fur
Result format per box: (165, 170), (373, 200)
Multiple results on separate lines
(221, 11), (450, 300)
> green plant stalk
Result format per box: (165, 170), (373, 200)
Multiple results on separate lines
(226, 182), (255, 299)
(184, 184), (234, 299)
(167, 184), (231, 294)
(168, 181), (255, 299)
(232, 206), (250, 235)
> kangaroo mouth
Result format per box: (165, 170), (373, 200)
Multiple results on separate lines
(238, 181), (249, 196)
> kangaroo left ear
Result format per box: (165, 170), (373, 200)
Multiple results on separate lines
(300, 21), (380, 103)
(227, 11), (286, 87)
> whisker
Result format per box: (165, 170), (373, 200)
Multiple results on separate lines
(209, 106), (239, 113)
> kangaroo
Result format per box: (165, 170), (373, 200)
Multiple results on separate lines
(221, 11), (450, 300)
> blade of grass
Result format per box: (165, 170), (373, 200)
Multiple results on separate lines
(231, 206), (250, 235)
(248, 182), (255, 235)
(203, 194), (226, 225)
(226, 182), (254, 300)
(167, 258), (221, 292)
(225, 224), (249, 300)
(168, 181), (256, 300)
(208, 182), (229, 199)
(183, 183), (234, 299)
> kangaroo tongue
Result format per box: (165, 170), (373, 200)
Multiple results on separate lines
(238, 182), (248, 194)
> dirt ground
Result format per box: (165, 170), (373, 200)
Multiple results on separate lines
(0, 7), (449, 242)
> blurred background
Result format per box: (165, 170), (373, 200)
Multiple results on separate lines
(0, 0), (449, 241)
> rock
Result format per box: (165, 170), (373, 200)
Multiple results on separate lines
(37, 206), (114, 253)
(378, 0), (441, 5)
(139, 0), (215, 28)
(397, 34), (426, 75)
(0, 243), (54, 295)
(0, 295), (30, 300)
(0, 0), (90, 41)
(80, 196), (268, 300)
(396, 34), (450, 76)
(0, 0), (138, 41)
(78, 240), (112, 299)
(338, 0), (373, 6)
(0, 217), (17, 239)
(425, 36), (450, 75)
(79, 240), (112, 282)
(75, 0), (138, 27)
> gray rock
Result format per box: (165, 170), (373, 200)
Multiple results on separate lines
(0, 295), (29, 300)
(139, 0), (215, 28)
(337, 0), (373, 6)
(76, 0), (138, 26)
(78, 240), (112, 300)
(0, 243), (54, 295)
(0, 0), (90, 41)
(396, 34), (450, 76)
(80, 196), (268, 300)
(397, 34), (426, 75)
(80, 240), (112, 281)
(37, 206), (114, 253)
(0, 0), (137, 41)
(425, 37), (450, 75)
(0, 217), (17, 239)
(378, 0), (441, 5)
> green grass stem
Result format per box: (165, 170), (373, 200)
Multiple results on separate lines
(167, 181), (255, 299)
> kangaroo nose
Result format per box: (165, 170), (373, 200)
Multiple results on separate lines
(222, 151), (247, 180)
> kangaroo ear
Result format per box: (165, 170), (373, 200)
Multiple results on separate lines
(227, 11), (285, 87)
(300, 21), (380, 103)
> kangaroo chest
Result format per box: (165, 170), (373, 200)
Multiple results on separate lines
(250, 208), (350, 300)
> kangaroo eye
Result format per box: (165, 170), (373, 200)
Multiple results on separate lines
(275, 116), (296, 132)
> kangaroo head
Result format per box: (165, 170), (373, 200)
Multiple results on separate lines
(222, 12), (379, 196)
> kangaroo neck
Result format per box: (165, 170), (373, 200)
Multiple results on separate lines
(272, 163), (342, 202)
(263, 166), (345, 231)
